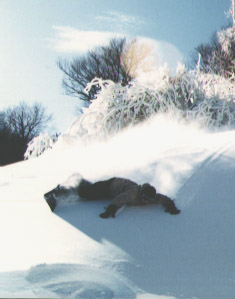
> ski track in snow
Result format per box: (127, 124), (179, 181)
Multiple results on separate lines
(1, 116), (235, 298)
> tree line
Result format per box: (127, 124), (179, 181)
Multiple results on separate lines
(0, 102), (51, 166)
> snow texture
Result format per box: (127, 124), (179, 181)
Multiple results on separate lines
(1, 114), (235, 298)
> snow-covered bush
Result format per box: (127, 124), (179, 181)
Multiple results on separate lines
(24, 133), (59, 160)
(67, 65), (235, 140)
(217, 26), (235, 55)
(216, 26), (235, 79)
(193, 25), (235, 81)
(192, 72), (235, 126)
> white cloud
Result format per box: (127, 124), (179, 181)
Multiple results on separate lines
(50, 26), (125, 53)
(49, 27), (184, 73)
(95, 11), (145, 27)
(49, 11), (145, 53)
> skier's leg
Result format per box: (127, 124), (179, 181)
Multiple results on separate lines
(78, 177), (115, 200)
(156, 193), (180, 215)
(99, 190), (131, 218)
(99, 204), (119, 218)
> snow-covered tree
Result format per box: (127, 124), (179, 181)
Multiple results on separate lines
(191, 24), (235, 80)
(58, 38), (132, 103)
(231, 0), (235, 27)
(24, 133), (59, 159)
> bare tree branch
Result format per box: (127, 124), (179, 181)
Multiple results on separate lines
(58, 37), (132, 103)
(4, 102), (52, 144)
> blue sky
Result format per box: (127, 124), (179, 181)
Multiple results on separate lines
(0, 0), (232, 132)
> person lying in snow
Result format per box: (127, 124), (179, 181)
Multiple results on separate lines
(44, 175), (180, 218)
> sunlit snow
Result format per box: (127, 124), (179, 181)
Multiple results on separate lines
(1, 113), (235, 298)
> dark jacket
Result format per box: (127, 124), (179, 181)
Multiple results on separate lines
(45, 176), (180, 217)
(108, 177), (156, 207)
(91, 177), (180, 216)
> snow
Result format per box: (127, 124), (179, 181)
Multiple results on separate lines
(62, 70), (235, 145)
(24, 133), (58, 160)
(1, 113), (235, 298)
(217, 26), (235, 55)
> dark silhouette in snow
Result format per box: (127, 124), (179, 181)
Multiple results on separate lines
(44, 176), (180, 218)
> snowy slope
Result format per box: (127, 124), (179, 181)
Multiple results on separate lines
(0, 115), (235, 298)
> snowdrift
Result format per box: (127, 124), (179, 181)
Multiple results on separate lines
(1, 114), (235, 298)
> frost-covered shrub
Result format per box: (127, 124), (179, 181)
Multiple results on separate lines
(216, 26), (235, 79)
(217, 26), (235, 55)
(67, 65), (235, 140)
(24, 133), (59, 159)
(191, 72), (235, 127)
(68, 66), (202, 139)
(192, 25), (235, 80)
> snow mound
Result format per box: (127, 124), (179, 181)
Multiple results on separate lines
(26, 263), (137, 299)
(1, 114), (235, 298)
